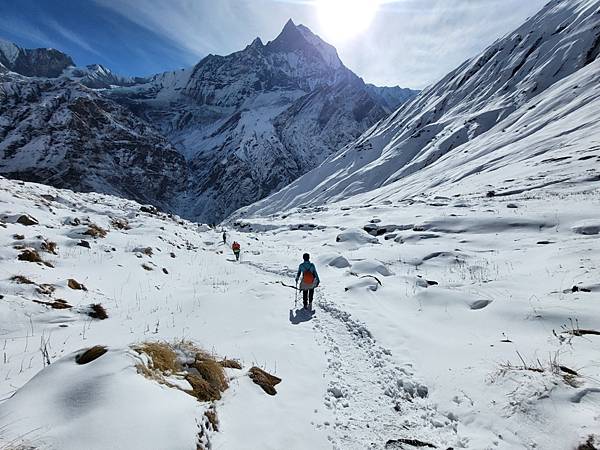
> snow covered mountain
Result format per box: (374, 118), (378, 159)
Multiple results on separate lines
(0, 38), (74, 78)
(0, 24), (417, 223)
(0, 76), (186, 209)
(239, 0), (600, 217)
(107, 20), (418, 221)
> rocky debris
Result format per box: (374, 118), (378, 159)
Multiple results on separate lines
(77, 240), (90, 248)
(111, 217), (130, 230)
(16, 214), (38, 226)
(140, 205), (158, 215)
(12, 234), (25, 240)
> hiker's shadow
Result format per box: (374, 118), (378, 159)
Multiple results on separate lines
(289, 308), (314, 325)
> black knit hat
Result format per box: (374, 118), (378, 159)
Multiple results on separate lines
(303, 253), (310, 261)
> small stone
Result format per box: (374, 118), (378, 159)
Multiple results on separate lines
(77, 240), (90, 248)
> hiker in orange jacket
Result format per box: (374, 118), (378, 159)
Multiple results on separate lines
(295, 253), (320, 310)
(232, 241), (241, 261)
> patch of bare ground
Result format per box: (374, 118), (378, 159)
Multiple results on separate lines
(17, 249), (53, 267)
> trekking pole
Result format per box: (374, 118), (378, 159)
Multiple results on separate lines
(294, 283), (298, 309)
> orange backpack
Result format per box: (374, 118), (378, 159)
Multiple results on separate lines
(303, 270), (315, 284)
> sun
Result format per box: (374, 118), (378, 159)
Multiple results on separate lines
(315, 0), (380, 42)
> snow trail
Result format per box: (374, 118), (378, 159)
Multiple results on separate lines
(245, 260), (459, 449)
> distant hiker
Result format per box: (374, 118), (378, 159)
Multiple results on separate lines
(296, 253), (320, 310)
(222, 230), (227, 244)
(232, 241), (241, 261)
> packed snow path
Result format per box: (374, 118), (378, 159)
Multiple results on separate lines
(245, 261), (458, 448)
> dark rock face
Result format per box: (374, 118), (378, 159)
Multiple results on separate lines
(0, 41), (74, 78)
(0, 78), (186, 210)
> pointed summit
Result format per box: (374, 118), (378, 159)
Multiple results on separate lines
(266, 20), (343, 69)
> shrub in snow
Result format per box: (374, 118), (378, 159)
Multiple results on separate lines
(84, 223), (108, 238)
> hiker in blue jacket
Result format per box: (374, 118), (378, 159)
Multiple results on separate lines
(295, 253), (320, 310)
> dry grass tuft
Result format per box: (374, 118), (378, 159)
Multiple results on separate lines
(248, 367), (282, 396)
(185, 373), (221, 402)
(193, 358), (228, 397)
(88, 303), (108, 320)
(219, 359), (242, 370)
(11, 275), (35, 285)
(68, 278), (87, 291)
(18, 249), (42, 263)
(33, 299), (72, 310)
(36, 284), (56, 296)
(84, 223), (107, 239)
(40, 240), (57, 254)
(135, 341), (229, 404)
(137, 342), (181, 374)
(76, 345), (108, 365)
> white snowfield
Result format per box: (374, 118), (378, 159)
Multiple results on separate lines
(0, 162), (599, 449)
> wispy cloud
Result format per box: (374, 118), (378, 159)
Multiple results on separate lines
(47, 19), (105, 59)
(93, 0), (547, 88)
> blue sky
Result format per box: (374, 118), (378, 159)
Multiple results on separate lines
(0, 0), (547, 89)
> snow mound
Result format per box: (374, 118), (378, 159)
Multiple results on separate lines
(319, 253), (351, 268)
(0, 346), (201, 450)
(351, 260), (393, 277)
(572, 220), (600, 235)
(336, 229), (379, 245)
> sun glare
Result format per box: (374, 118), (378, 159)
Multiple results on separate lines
(316, 0), (380, 42)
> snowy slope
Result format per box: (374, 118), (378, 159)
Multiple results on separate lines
(1, 167), (599, 449)
(239, 0), (600, 217)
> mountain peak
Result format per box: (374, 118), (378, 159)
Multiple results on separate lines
(266, 20), (343, 69)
